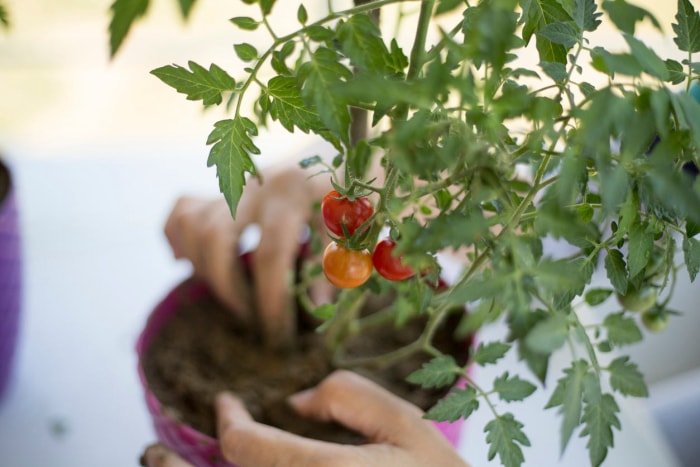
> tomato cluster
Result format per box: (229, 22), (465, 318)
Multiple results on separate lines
(320, 190), (415, 288)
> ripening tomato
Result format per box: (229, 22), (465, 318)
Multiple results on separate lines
(641, 310), (670, 333)
(321, 190), (374, 237)
(372, 238), (415, 281)
(616, 286), (657, 313)
(322, 242), (373, 288)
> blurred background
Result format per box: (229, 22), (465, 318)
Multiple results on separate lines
(0, 1), (697, 466)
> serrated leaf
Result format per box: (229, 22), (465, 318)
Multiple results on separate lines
(425, 387), (479, 422)
(234, 43), (258, 62)
(673, 0), (700, 53)
(484, 413), (530, 467)
(627, 223), (653, 278)
(603, 312), (643, 347)
(608, 356), (649, 397)
(299, 47), (353, 146)
(266, 76), (324, 133)
(472, 341), (511, 366)
(580, 393), (621, 467)
(584, 288), (613, 306)
(545, 360), (589, 453)
(230, 16), (259, 30)
(337, 14), (391, 74)
(574, 0), (602, 32)
(520, 0), (572, 63)
(524, 312), (569, 354)
(407, 355), (460, 389)
(494, 372), (537, 402)
(683, 237), (700, 281)
(206, 117), (260, 219)
(151, 61), (236, 106)
(605, 249), (628, 295)
(537, 21), (579, 48)
(602, 0), (661, 34)
(108, 0), (149, 57)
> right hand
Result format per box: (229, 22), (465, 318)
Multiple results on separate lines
(143, 370), (470, 467)
(164, 164), (333, 349)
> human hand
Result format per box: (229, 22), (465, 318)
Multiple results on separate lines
(142, 370), (469, 467)
(164, 162), (333, 349)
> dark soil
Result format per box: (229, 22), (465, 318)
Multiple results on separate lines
(142, 283), (470, 444)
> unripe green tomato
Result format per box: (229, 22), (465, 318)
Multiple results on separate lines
(616, 286), (657, 313)
(641, 310), (670, 333)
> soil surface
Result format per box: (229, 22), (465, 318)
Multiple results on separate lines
(142, 284), (470, 444)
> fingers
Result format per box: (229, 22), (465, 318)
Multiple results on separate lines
(287, 370), (427, 445)
(164, 196), (252, 321)
(215, 392), (353, 467)
(141, 444), (193, 467)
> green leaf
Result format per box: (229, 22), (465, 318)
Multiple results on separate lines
(605, 249), (628, 295)
(683, 237), (700, 282)
(472, 341), (511, 366)
(603, 312), (643, 347)
(0, 2), (10, 29)
(299, 47), (353, 146)
(151, 62), (236, 106)
(608, 356), (649, 397)
(336, 14), (391, 74)
(266, 76), (324, 133)
(524, 312), (569, 354)
(580, 391), (621, 467)
(585, 288), (613, 306)
(311, 303), (336, 320)
(406, 355), (460, 389)
(108, 0), (149, 57)
(297, 4), (307, 23)
(545, 360), (589, 453)
(602, 0), (661, 34)
(176, 0), (196, 18)
(259, 0), (276, 15)
(493, 372), (537, 402)
(436, 0), (463, 16)
(574, 0), (602, 32)
(425, 387), (479, 422)
(230, 16), (259, 30)
(484, 413), (531, 467)
(627, 223), (654, 278)
(590, 47), (643, 78)
(206, 117), (260, 219)
(520, 0), (572, 63)
(537, 21), (579, 48)
(673, 0), (700, 53)
(234, 43), (258, 62)
(623, 34), (669, 80)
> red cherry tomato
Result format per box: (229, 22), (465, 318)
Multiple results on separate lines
(321, 190), (374, 237)
(322, 242), (373, 288)
(372, 238), (415, 281)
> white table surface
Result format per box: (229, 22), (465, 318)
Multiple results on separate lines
(0, 144), (684, 467)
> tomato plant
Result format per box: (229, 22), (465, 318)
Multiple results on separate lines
(372, 238), (414, 281)
(321, 190), (374, 237)
(322, 241), (373, 289)
(117, 0), (700, 466)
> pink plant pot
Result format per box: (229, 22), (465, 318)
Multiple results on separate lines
(137, 279), (467, 467)
(0, 160), (21, 404)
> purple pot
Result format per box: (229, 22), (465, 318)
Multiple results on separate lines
(137, 279), (467, 467)
(0, 160), (22, 403)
